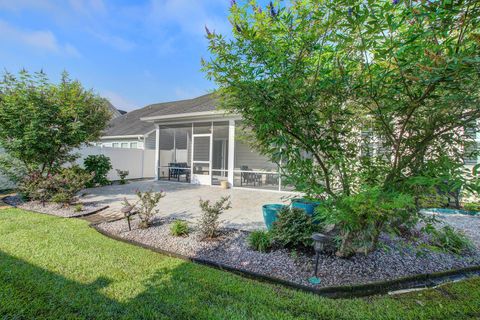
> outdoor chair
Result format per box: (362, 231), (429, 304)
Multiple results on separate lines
(168, 162), (191, 182)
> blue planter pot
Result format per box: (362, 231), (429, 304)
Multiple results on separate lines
(262, 204), (285, 230)
(291, 198), (321, 216)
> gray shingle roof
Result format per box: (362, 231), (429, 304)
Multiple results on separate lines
(103, 93), (217, 137)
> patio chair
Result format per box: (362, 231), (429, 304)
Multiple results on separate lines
(168, 162), (191, 182)
(240, 166), (260, 186)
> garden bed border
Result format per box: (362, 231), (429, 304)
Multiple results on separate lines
(91, 222), (480, 299)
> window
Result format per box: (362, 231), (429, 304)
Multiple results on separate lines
(130, 142), (138, 149)
(112, 143), (119, 148)
(121, 142), (129, 148)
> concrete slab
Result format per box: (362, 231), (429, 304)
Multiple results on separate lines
(81, 180), (297, 230)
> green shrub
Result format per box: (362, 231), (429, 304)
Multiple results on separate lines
(84, 155), (112, 187)
(247, 230), (272, 252)
(116, 169), (129, 185)
(430, 226), (473, 254)
(135, 189), (166, 229)
(74, 204), (83, 212)
(50, 166), (93, 206)
(170, 220), (189, 237)
(19, 166), (92, 205)
(463, 202), (480, 212)
(271, 207), (319, 249)
(316, 187), (416, 257)
(198, 196), (232, 239)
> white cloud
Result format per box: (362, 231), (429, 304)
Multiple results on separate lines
(0, 20), (81, 57)
(102, 90), (138, 110)
(92, 32), (136, 51)
(148, 0), (230, 37)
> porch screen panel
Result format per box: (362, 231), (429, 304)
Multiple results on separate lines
(193, 137), (210, 162)
(212, 122), (229, 184)
(233, 123), (279, 190)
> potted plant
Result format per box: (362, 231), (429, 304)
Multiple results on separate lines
(290, 198), (321, 216)
(262, 204), (285, 230)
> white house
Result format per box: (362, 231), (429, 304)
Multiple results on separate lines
(99, 94), (285, 191)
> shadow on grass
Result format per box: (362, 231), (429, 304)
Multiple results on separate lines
(0, 250), (312, 319)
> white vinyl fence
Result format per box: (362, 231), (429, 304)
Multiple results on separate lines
(76, 146), (156, 181)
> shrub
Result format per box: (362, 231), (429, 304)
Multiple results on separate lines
(74, 204), (83, 212)
(135, 189), (166, 228)
(271, 207), (319, 249)
(247, 230), (272, 252)
(18, 166), (92, 205)
(198, 196), (232, 239)
(116, 169), (129, 185)
(316, 187), (416, 257)
(84, 155), (112, 187)
(463, 202), (480, 212)
(170, 220), (189, 237)
(50, 166), (93, 206)
(430, 226), (474, 254)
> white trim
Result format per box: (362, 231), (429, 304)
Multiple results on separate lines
(101, 134), (144, 139)
(154, 125), (160, 180)
(228, 119), (235, 187)
(141, 110), (227, 122)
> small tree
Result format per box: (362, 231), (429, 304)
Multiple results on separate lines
(0, 70), (112, 177)
(198, 196), (232, 239)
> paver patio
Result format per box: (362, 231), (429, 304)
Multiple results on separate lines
(81, 180), (297, 230)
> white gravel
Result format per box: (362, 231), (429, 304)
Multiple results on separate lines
(97, 215), (480, 288)
(3, 195), (107, 218)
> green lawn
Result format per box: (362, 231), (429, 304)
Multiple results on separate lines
(0, 209), (479, 319)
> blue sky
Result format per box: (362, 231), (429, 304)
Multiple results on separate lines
(0, 0), (234, 111)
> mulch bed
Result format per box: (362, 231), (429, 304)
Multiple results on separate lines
(3, 195), (108, 218)
(96, 216), (480, 289)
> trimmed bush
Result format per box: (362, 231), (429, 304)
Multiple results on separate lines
(198, 196), (232, 239)
(247, 230), (272, 252)
(271, 207), (319, 249)
(116, 169), (129, 185)
(170, 220), (189, 237)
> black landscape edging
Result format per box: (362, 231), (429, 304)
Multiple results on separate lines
(90, 224), (480, 299)
(4, 197), (109, 219)
(67, 205), (110, 218)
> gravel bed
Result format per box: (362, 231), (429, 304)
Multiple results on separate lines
(428, 212), (480, 249)
(97, 216), (480, 288)
(3, 195), (107, 218)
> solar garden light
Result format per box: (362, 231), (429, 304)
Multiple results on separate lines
(309, 233), (328, 285)
(121, 198), (137, 231)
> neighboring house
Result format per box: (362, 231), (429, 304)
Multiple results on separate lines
(98, 93), (282, 190)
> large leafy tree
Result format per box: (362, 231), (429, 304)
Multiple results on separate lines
(203, 0), (480, 255)
(203, 0), (480, 197)
(0, 70), (111, 176)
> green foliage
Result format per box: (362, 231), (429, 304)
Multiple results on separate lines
(116, 169), (129, 185)
(463, 202), (480, 212)
(316, 187), (416, 256)
(19, 166), (92, 205)
(84, 155), (112, 187)
(135, 189), (166, 229)
(271, 207), (319, 249)
(429, 226), (474, 255)
(0, 70), (111, 176)
(2, 208), (480, 320)
(203, 0), (480, 253)
(73, 204), (83, 213)
(198, 196), (232, 239)
(247, 230), (272, 252)
(170, 220), (189, 237)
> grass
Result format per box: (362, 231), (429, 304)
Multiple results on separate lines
(0, 208), (479, 319)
